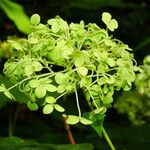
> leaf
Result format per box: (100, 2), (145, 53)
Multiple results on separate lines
(77, 67), (88, 76)
(27, 101), (38, 111)
(107, 19), (118, 32)
(80, 117), (93, 125)
(28, 37), (38, 44)
(103, 96), (113, 105)
(84, 112), (105, 137)
(97, 77), (107, 85)
(39, 78), (52, 84)
(24, 65), (33, 76)
(53, 104), (65, 112)
(57, 84), (66, 93)
(102, 12), (112, 25)
(0, 84), (6, 92)
(8, 40), (23, 51)
(30, 14), (40, 25)
(45, 84), (57, 92)
(106, 76), (115, 84)
(102, 12), (118, 32)
(0, 0), (31, 34)
(35, 85), (46, 98)
(80, 77), (87, 88)
(32, 61), (43, 72)
(75, 58), (84, 67)
(45, 96), (56, 104)
(4, 90), (14, 100)
(107, 58), (116, 67)
(94, 107), (107, 114)
(47, 19), (60, 33)
(43, 104), (54, 114)
(55, 73), (65, 84)
(66, 115), (80, 125)
(29, 79), (40, 88)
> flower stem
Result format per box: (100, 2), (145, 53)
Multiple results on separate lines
(102, 127), (116, 150)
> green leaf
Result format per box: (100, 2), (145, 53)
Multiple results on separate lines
(80, 77), (87, 88)
(39, 78), (52, 84)
(107, 19), (118, 32)
(66, 115), (80, 125)
(4, 90), (14, 100)
(80, 117), (93, 125)
(103, 96), (113, 105)
(106, 76), (115, 84)
(35, 85), (46, 98)
(45, 84), (57, 92)
(77, 67), (88, 76)
(53, 104), (65, 112)
(43, 104), (54, 114)
(29, 79), (40, 88)
(84, 112), (105, 137)
(28, 37), (38, 44)
(55, 73), (65, 84)
(94, 107), (107, 114)
(102, 12), (111, 25)
(107, 58), (116, 67)
(24, 65), (33, 76)
(0, 84), (6, 92)
(30, 14), (40, 25)
(7, 40), (22, 51)
(27, 101), (38, 111)
(47, 19), (60, 33)
(32, 61), (43, 72)
(0, 0), (31, 34)
(97, 77), (107, 85)
(75, 58), (84, 67)
(57, 84), (66, 93)
(102, 12), (118, 31)
(45, 96), (56, 104)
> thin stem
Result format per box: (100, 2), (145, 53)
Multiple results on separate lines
(56, 92), (67, 101)
(102, 127), (116, 150)
(86, 87), (98, 109)
(63, 114), (76, 144)
(86, 97), (116, 150)
(8, 77), (30, 91)
(74, 87), (81, 117)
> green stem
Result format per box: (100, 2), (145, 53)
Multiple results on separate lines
(102, 127), (116, 150)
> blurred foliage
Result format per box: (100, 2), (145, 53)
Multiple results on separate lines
(0, 0), (31, 34)
(114, 91), (150, 125)
(115, 55), (150, 125)
(136, 55), (150, 98)
(0, 136), (94, 150)
(0, 74), (29, 109)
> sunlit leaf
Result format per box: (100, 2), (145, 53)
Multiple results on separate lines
(4, 90), (14, 100)
(102, 12), (111, 24)
(45, 96), (56, 104)
(35, 85), (46, 98)
(107, 19), (118, 32)
(55, 73), (65, 84)
(43, 104), (54, 114)
(30, 14), (40, 25)
(66, 115), (80, 125)
(80, 117), (93, 125)
(45, 84), (57, 92)
(53, 104), (65, 112)
(77, 67), (88, 76)
(29, 79), (40, 88)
